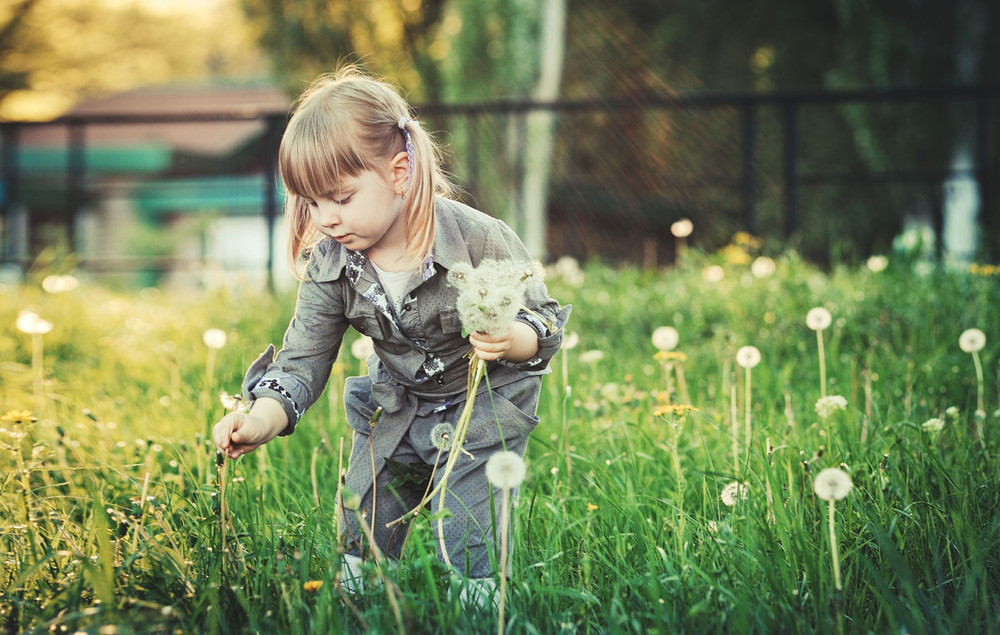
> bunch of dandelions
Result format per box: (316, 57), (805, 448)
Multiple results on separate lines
(806, 307), (832, 397)
(813, 467), (853, 633)
(485, 451), (526, 635)
(387, 259), (544, 564)
(958, 328), (987, 445)
(735, 345), (761, 474)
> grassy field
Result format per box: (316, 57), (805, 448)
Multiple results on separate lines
(2, 244), (999, 634)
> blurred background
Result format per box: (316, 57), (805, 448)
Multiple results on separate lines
(1, 0), (998, 289)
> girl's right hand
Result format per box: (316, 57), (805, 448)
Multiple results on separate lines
(213, 410), (284, 459)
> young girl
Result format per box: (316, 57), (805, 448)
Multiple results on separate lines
(212, 68), (570, 597)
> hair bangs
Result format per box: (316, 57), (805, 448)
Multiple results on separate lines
(279, 106), (370, 200)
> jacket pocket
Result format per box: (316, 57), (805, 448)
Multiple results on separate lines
(440, 308), (464, 334)
(345, 308), (385, 340)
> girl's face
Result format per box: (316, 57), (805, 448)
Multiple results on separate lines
(303, 158), (407, 261)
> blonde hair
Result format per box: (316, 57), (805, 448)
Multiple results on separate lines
(279, 67), (454, 278)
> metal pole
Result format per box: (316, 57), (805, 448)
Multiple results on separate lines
(263, 115), (281, 294)
(975, 89), (993, 260)
(782, 102), (799, 237)
(1, 124), (20, 265)
(741, 100), (758, 235)
(67, 120), (85, 252)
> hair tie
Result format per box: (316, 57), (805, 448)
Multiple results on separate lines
(398, 117), (415, 192)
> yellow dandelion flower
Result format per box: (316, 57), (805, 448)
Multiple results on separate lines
(303, 580), (324, 592)
(587, 503), (599, 512)
(654, 351), (688, 363)
(1, 410), (34, 423)
(654, 403), (698, 418)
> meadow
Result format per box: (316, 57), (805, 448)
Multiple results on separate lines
(2, 240), (999, 634)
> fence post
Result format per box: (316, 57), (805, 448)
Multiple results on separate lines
(975, 89), (994, 260)
(263, 115), (282, 294)
(1, 124), (20, 266)
(741, 99), (758, 235)
(782, 101), (799, 237)
(67, 119), (86, 252)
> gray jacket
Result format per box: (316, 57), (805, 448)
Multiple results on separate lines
(241, 197), (571, 435)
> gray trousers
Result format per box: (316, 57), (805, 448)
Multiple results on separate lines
(340, 373), (541, 578)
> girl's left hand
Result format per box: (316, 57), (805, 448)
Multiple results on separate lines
(469, 327), (513, 361)
(469, 321), (539, 362)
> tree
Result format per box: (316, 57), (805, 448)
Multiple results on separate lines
(0, 0), (265, 121)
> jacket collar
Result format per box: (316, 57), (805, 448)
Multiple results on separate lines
(306, 197), (473, 283)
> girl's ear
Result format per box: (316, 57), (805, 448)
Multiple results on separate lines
(388, 151), (409, 194)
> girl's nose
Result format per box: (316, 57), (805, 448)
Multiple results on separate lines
(313, 201), (341, 227)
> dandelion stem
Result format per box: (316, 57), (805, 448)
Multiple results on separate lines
(817, 330), (827, 398)
(973, 350), (986, 447)
(731, 380), (739, 478)
(744, 366), (753, 460)
(828, 499), (842, 591)
(497, 486), (511, 635)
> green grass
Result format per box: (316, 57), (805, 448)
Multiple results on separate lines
(2, 247), (999, 634)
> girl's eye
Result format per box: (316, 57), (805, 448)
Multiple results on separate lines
(304, 198), (318, 208)
(335, 194), (354, 205)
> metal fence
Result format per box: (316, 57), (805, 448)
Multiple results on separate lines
(1, 84), (997, 287)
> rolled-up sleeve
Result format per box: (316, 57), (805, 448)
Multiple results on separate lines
(242, 268), (349, 435)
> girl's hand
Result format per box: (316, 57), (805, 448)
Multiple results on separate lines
(469, 321), (539, 363)
(213, 398), (287, 458)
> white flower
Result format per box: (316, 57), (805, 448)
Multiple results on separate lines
(921, 417), (945, 432)
(651, 326), (680, 351)
(430, 423), (454, 451)
(751, 256), (776, 278)
(735, 345), (761, 369)
(579, 350), (605, 364)
(562, 331), (580, 350)
(720, 481), (749, 507)
(202, 328), (227, 349)
(806, 307), (832, 331)
(703, 265), (725, 283)
(866, 255), (889, 273)
(553, 256), (585, 287)
(448, 259), (538, 337)
(219, 392), (248, 413)
(485, 451), (526, 489)
(813, 468), (853, 501)
(670, 218), (693, 238)
(351, 336), (375, 361)
(815, 395), (848, 419)
(41, 274), (79, 294)
(16, 310), (53, 335)
(958, 328), (986, 353)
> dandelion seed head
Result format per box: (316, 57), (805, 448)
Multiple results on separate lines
(41, 274), (79, 294)
(651, 326), (680, 351)
(16, 310), (53, 335)
(562, 331), (579, 350)
(485, 450), (526, 489)
(670, 218), (693, 238)
(720, 481), (749, 507)
(736, 345), (761, 369)
(350, 336), (375, 361)
(219, 392), (248, 413)
(813, 467), (853, 501)
(579, 350), (605, 364)
(430, 423), (454, 451)
(866, 255), (889, 273)
(815, 395), (848, 419)
(202, 328), (227, 350)
(958, 328), (986, 353)
(922, 417), (945, 432)
(703, 265), (725, 283)
(806, 307), (832, 331)
(751, 256), (776, 278)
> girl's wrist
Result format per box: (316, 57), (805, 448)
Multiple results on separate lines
(504, 321), (541, 363)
